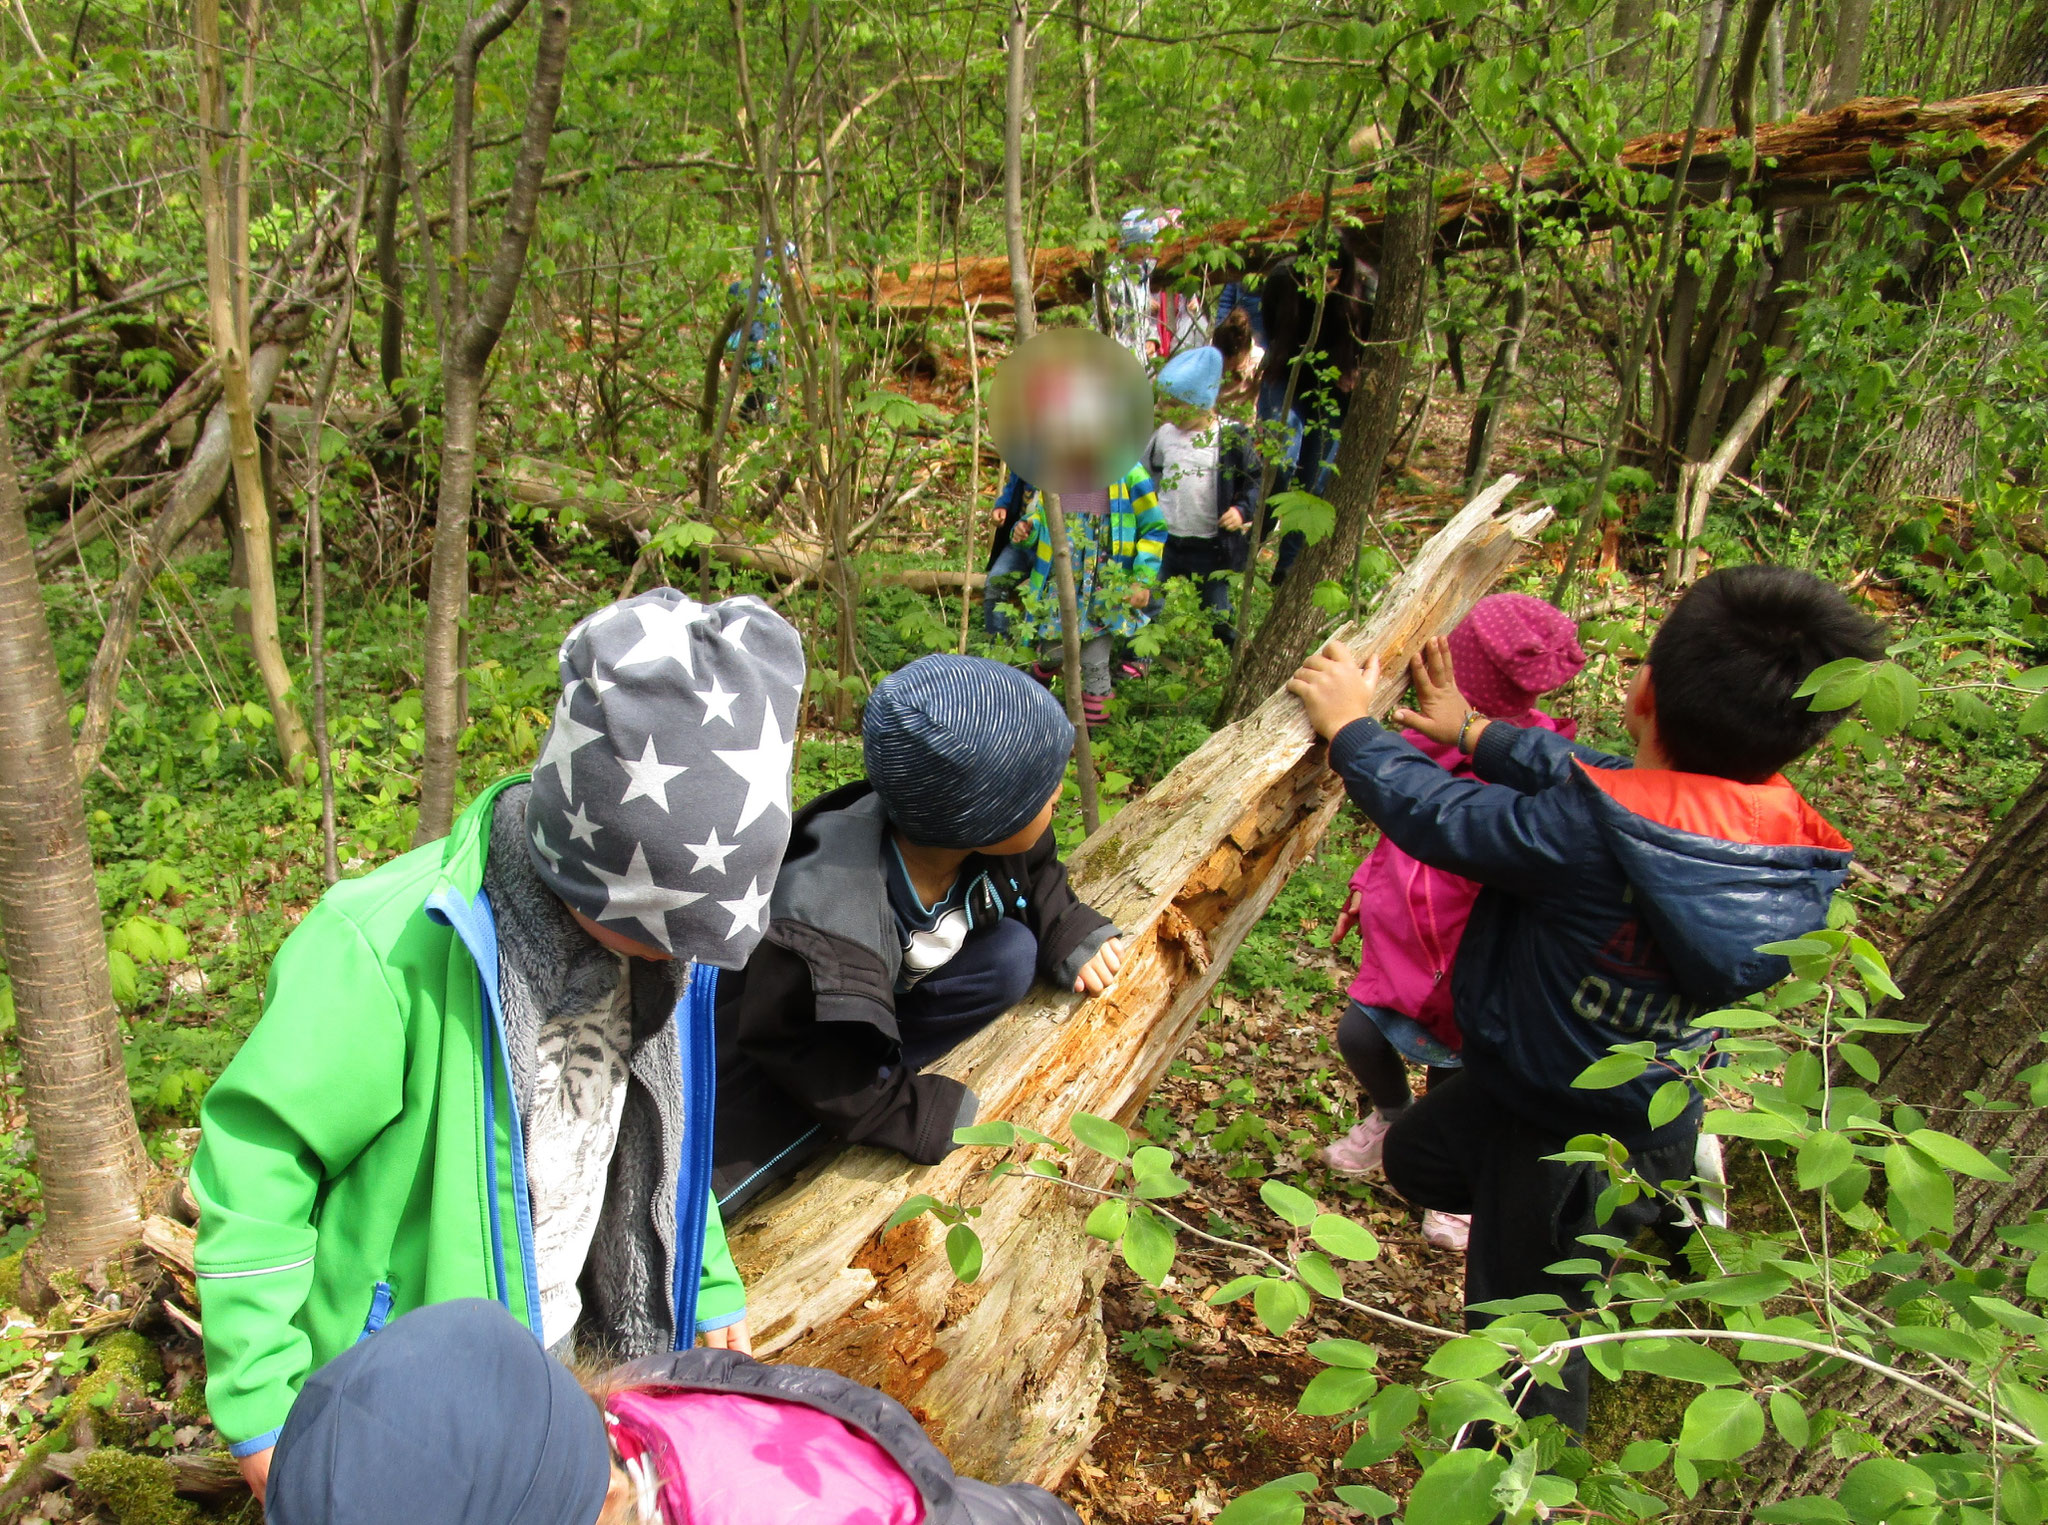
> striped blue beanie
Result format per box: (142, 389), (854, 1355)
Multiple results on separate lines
(863, 655), (1075, 847)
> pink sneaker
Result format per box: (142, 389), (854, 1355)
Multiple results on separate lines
(1323, 1113), (1392, 1177)
(1422, 1210), (1471, 1252)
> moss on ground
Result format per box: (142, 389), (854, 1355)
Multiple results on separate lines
(72, 1449), (203, 1525)
(73, 1330), (167, 1444)
(0, 1249), (22, 1311)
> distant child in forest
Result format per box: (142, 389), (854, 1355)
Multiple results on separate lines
(1016, 462), (1165, 725)
(261, 1298), (1076, 1525)
(1321, 594), (1587, 1252)
(1144, 345), (1261, 649)
(1287, 565), (1882, 1437)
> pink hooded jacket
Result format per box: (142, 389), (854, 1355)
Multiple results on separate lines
(1344, 711), (1576, 1049)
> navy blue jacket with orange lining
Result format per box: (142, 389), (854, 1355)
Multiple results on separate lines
(1327, 717), (1853, 1149)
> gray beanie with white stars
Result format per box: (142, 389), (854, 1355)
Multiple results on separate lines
(525, 589), (806, 968)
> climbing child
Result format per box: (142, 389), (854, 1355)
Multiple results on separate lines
(1144, 345), (1262, 649)
(1321, 593), (1587, 1254)
(1286, 565), (1882, 1436)
(1018, 462), (1165, 725)
(261, 1298), (1078, 1525)
(713, 655), (1125, 1214)
(193, 590), (806, 1502)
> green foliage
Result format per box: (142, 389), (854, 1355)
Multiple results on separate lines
(71, 1448), (203, 1525)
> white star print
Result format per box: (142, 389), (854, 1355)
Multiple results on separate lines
(590, 673), (617, 695)
(718, 615), (750, 650)
(614, 598), (707, 678)
(536, 704), (603, 802)
(617, 736), (688, 813)
(587, 844), (704, 953)
(695, 679), (738, 726)
(714, 704), (793, 834)
(531, 821), (563, 869)
(683, 827), (738, 874)
(717, 877), (772, 940)
(565, 802), (601, 845)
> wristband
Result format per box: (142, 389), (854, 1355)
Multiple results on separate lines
(1456, 710), (1484, 753)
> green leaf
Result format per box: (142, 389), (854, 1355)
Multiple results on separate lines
(1796, 1129), (1855, 1191)
(945, 1223), (983, 1284)
(1796, 657), (1874, 711)
(1768, 1391), (1810, 1448)
(1298, 1363), (1378, 1416)
(1703, 1108), (1801, 1141)
(1677, 1389), (1764, 1462)
(1573, 1050), (1650, 1089)
(1906, 1127), (2011, 1181)
(1882, 1142), (1956, 1239)
(1754, 1500), (1849, 1524)
(1621, 1338), (1741, 1386)
(1084, 1198), (1129, 1242)
(1252, 1277), (1310, 1336)
(1121, 1205), (1176, 1285)
(1679, 1271), (1792, 1306)
(1294, 1251), (1342, 1299)
(886, 1193), (941, 1230)
(1648, 1079), (1694, 1130)
(1215, 1476), (1314, 1525)
(1069, 1111), (1131, 1160)
(1858, 662), (1920, 736)
(1307, 1338), (1377, 1370)
(1618, 1439), (1669, 1473)
(1268, 489), (1336, 546)
(1424, 1336), (1511, 1380)
(1332, 1484), (1396, 1518)
(953, 1121), (1018, 1147)
(1404, 1448), (1509, 1525)
(1259, 1179), (1317, 1228)
(1838, 1457), (1939, 1517)
(1998, 1379), (2048, 1446)
(2020, 690), (2048, 738)
(1425, 1380), (1519, 1438)
(1309, 1213), (1380, 1261)
(1887, 1324), (1993, 1363)
(1209, 1275), (1261, 1306)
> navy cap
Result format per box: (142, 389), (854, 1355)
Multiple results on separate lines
(863, 655), (1074, 848)
(266, 1300), (609, 1525)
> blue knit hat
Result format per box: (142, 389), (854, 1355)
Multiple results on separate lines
(267, 1300), (607, 1525)
(1158, 345), (1223, 409)
(863, 655), (1074, 847)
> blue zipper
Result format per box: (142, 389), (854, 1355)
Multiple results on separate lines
(670, 962), (719, 1349)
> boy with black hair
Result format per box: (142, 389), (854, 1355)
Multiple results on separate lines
(1287, 565), (1883, 1436)
(712, 655), (1125, 1214)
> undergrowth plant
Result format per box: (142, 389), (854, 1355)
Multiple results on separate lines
(898, 918), (2048, 1524)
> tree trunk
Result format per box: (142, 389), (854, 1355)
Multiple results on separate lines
(0, 399), (146, 1277)
(74, 341), (292, 777)
(1610, 0), (1654, 80)
(415, 0), (576, 844)
(1002, 0), (1035, 340)
(1815, 0), (1874, 108)
(370, 0), (423, 431)
(194, 0), (311, 771)
(1214, 90), (1453, 725)
(1703, 765), (2048, 1514)
(728, 483), (1548, 1485)
(1462, 266), (1530, 493)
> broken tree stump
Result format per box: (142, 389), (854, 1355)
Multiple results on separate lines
(727, 476), (1549, 1487)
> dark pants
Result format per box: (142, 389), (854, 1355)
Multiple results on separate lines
(1159, 534), (1239, 647)
(897, 917), (1039, 1068)
(982, 539), (1035, 638)
(1383, 1072), (1697, 1437)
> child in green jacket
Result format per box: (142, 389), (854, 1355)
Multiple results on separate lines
(192, 589), (806, 1500)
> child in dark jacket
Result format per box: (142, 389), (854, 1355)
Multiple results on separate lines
(1287, 566), (1883, 1437)
(1322, 594), (1587, 1255)
(1145, 345), (1261, 649)
(713, 655), (1124, 1214)
(263, 1298), (1076, 1525)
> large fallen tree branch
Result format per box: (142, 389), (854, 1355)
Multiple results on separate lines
(727, 477), (1547, 1486)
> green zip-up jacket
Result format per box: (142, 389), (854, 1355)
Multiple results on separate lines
(191, 777), (744, 1453)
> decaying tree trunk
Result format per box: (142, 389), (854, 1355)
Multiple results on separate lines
(0, 396), (146, 1277)
(1702, 764), (2048, 1516)
(415, 0), (577, 844)
(729, 480), (1547, 1486)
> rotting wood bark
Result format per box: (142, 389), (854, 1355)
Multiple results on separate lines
(728, 479), (1546, 1486)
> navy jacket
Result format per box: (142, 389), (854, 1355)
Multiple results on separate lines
(1328, 718), (1854, 1148)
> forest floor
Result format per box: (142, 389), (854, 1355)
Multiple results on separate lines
(0, 383), (2036, 1523)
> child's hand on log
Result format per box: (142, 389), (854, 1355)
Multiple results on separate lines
(1332, 884), (1362, 947)
(1288, 640), (1379, 739)
(1075, 936), (1124, 995)
(1391, 636), (1483, 751)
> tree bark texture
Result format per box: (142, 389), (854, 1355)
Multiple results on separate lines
(1213, 99), (1449, 725)
(728, 481), (1548, 1487)
(1698, 764), (2048, 1515)
(194, 0), (311, 770)
(416, 0), (575, 845)
(1817, 0), (1875, 107)
(371, 0), (423, 429)
(0, 403), (145, 1271)
(1002, 0), (1035, 343)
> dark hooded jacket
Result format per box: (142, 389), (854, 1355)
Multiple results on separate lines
(611, 1347), (1080, 1525)
(713, 782), (1115, 1211)
(1328, 718), (1853, 1149)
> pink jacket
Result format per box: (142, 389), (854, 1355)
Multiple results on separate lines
(1344, 712), (1576, 1049)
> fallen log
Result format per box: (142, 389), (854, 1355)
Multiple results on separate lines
(728, 476), (1547, 1487)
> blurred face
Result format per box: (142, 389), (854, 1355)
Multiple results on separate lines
(980, 785), (1061, 855)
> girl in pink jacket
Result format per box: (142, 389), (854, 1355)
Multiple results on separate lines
(1322, 593), (1586, 1250)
